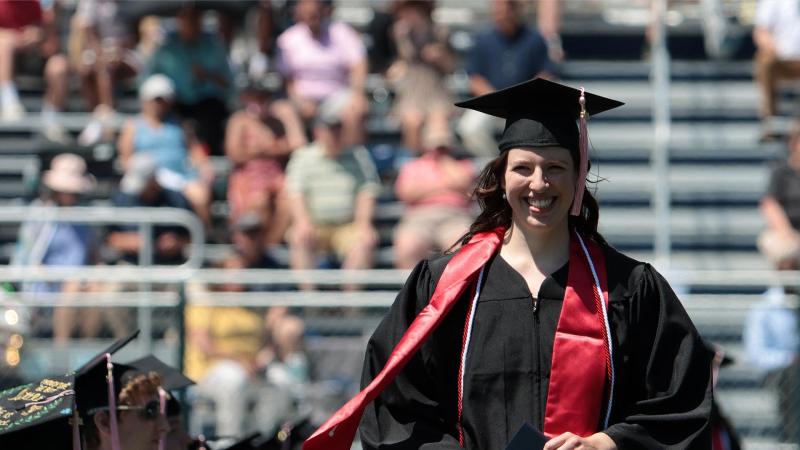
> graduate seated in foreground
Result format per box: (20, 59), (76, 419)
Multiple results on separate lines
(83, 371), (169, 450)
(0, 331), (172, 450)
(302, 78), (713, 450)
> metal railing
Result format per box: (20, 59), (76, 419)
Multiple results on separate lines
(3, 264), (800, 447)
(0, 205), (205, 351)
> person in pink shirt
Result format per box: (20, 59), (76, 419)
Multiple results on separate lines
(277, 0), (368, 147)
(393, 126), (476, 269)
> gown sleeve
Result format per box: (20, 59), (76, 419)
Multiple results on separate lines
(604, 264), (713, 449)
(359, 259), (463, 450)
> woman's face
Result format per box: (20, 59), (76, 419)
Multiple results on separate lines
(502, 146), (576, 234)
(117, 395), (170, 450)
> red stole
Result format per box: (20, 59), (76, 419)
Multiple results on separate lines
(302, 228), (504, 450)
(301, 228), (610, 450)
(543, 233), (610, 437)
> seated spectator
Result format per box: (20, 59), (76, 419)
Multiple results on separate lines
(277, 0), (368, 147)
(227, 212), (308, 390)
(228, 211), (281, 271)
(68, 0), (139, 146)
(146, 5), (232, 156)
(744, 251), (800, 443)
(365, 0), (397, 75)
(225, 83), (306, 244)
(117, 74), (213, 229)
(186, 291), (263, 440)
(457, 0), (553, 157)
(387, 0), (455, 153)
(12, 153), (111, 343)
(0, 0), (71, 144)
(753, 0), (800, 133)
(758, 124), (800, 262)
(393, 126), (475, 268)
(106, 154), (193, 265)
(186, 259), (307, 439)
(285, 95), (380, 276)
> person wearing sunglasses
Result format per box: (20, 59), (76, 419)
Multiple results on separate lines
(84, 371), (170, 450)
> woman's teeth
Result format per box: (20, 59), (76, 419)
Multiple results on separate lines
(527, 197), (554, 209)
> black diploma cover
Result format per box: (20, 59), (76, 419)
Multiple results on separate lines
(504, 422), (548, 450)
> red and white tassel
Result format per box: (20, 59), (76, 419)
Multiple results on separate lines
(106, 353), (122, 450)
(72, 407), (81, 450)
(571, 87), (589, 216)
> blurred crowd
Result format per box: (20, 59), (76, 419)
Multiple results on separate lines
(10, 0), (800, 446)
(3, 0), (561, 442)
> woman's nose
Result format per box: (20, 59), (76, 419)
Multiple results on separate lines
(528, 168), (548, 191)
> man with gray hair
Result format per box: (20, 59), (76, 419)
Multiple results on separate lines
(285, 94), (380, 280)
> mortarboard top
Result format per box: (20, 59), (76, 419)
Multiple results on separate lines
(455, 78), (624, 157)
(123, 355), (195, 392)
(0, 331), (140, 450)
(124, 354), (195, 418)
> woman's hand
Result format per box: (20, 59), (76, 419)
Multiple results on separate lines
(543, 432), (617, 450)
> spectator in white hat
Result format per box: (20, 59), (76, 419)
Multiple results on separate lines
(117, 74), (213, 229)
(12, 153), (110, 342)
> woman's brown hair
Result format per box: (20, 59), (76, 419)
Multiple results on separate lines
(456, 150), (607, 247)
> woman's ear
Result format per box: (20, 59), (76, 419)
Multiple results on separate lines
(93, 411), (111, 436)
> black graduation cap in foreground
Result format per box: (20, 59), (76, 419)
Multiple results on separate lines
(123, 355), (194, 392)
(124, 354), (195, 417)
(0, 331), (140, 450)
(455, 78), (624, 157)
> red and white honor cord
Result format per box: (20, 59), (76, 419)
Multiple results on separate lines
(457, 267), (485, 447)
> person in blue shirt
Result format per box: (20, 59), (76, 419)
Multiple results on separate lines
(145, 5), (233, 156)
(744, 254), (800, 442)
(12, 153), (105, 342)
(457, 0), (555, 157)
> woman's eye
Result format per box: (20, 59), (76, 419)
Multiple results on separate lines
(511, 165), (530, 173)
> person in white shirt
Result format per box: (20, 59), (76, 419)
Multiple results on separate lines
(754, 0), (800, 123)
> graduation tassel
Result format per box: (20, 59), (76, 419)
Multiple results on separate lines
(158, 387), (168, 450)
(105, 353), (122, 450)
(68, 391), (82, 450)
(571, 87), (589, 217)
(72, 407), (81, 450)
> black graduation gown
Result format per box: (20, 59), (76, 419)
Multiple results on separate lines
(359, 244), (713, 450)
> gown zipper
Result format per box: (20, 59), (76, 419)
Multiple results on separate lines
(532, 294), (543, 430)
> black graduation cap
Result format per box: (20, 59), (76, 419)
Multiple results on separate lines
(124, 355), (195, 417)
(455, 78), (624, 157)
(0, 331), (140, 450)
(123, 355), (194, 392)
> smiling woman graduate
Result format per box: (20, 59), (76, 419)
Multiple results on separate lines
(302, 78), (713, 450)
